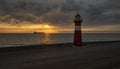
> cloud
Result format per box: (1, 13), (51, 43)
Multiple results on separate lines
(0, 0), (120, 30)
(61, 0), (120, 26)
(0, 0), (60, 24)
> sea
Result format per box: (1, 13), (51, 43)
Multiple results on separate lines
(0, 33), (120, 47)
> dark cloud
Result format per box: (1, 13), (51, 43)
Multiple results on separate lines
(0, 0), (59, 24)
(0, 0), (120, 28)
(61, 0), (120, 26)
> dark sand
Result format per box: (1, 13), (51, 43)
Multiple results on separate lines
(0, 41), (120, 69)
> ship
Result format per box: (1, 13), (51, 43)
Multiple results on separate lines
(33, 32), (44, 34)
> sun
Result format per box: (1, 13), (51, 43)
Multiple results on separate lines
(40, 24), (57, 33)
(44, 25), (51, 29)
(41, 24), (54, 29)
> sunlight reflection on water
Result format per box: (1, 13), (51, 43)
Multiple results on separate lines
(0, 33), (120, 47)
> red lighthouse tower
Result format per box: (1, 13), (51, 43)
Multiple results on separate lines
(73, 13), (83, 47)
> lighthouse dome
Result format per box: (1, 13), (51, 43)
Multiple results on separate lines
(75, 13), (80, 17)
(74, 13), (83, 22)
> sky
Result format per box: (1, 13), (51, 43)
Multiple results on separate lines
(0, 0), (120, 33)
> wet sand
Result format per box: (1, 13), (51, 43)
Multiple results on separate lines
(0, 41), (120, 69)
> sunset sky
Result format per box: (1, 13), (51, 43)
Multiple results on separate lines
(0, 0), (120, 33)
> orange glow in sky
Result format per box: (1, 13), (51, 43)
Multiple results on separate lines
(0, 23), (58, 33)
(0, 23), (119, 33)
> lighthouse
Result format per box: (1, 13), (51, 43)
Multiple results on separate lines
(73, 13), (83, 47)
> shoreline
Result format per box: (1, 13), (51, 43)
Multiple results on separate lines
(0, 41), (120, 69)
(0, 41), (120, 52)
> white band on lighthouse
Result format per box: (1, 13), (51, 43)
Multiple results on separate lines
(75, 26), (81, 31)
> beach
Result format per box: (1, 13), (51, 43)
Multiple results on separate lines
(0, 41), (120, 69)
